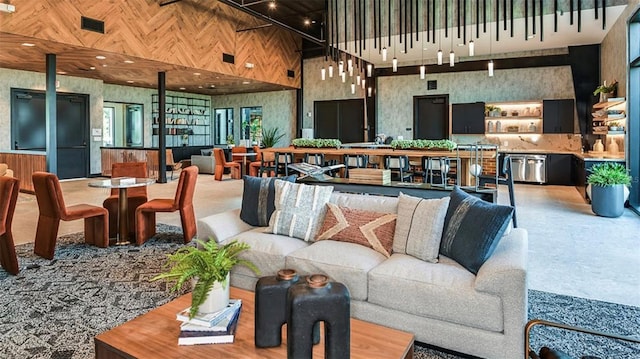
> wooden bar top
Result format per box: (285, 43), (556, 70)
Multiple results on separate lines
(261, 146), (496, 159)
(95, 287), (414, 359)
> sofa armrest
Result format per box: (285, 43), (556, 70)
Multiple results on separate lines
(197, 209), (254, 243)
(474, 228), (528, 295)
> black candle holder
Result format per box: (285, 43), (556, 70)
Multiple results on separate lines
(287, 274), (350, 359)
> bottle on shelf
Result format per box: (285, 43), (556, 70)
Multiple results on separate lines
(593, 139), (604, 152)
(528, 122), (537, 132)
(487, 121), (494, 133)
(496, 121), (502, 133)
(608, 138), (619, 155)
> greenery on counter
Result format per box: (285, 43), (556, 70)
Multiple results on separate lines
(390, 139), (457, 151)
(291, 138), (342, 148)
(587, 163), (631, 186)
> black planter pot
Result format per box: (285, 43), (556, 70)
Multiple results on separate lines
(591, 184), (625, 218)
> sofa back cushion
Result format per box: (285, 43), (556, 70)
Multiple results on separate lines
(393, 193), (450, 263)
(440, 186), (514, 275)
(329, 192), (398, 213)
(316, 203), (396, 257)
(240, 175), (296, 226)
(269, 181), (334, 241)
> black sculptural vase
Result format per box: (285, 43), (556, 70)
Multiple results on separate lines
(254, 269), (320, 348)
(287, 274), (351, 359)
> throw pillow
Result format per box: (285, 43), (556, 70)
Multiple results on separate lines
(317, 203), (397, 258)
(393, 193), (450, 263)
(440, 186), (514, 275)
(239, 175), (297, 227)
(269, 181), (334, 241)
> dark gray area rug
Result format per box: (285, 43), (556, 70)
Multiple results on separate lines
(0, 226), (638, 359)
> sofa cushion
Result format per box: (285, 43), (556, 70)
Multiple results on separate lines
(240, 175), (296, 227)
(316, 203), (396, 257)
(228, 227), (310, 279)
(368, 253), (504, 332)
(440, 187), (514, 275)
(286, 240), (386, 301)
(329, 192), (398, 213)
(393, 193), (450, 263)
(270, 181), (333, 241)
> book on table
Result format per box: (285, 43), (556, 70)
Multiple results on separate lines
(178, 304), (242, 345)
(176, 299), (241, 329)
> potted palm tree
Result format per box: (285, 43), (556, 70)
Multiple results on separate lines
(587, 162), (631, 218)
(152, 239), (259, 319)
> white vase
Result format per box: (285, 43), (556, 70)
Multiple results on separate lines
(197, 273), (230, 314)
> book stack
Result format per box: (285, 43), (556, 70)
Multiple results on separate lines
(176, 299), (242, 345)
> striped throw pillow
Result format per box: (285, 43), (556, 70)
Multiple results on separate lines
(269, 181), (334, 241)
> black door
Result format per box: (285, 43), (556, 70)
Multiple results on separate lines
(414, 95), (449, 139)
(11, 89), (89, 179)
(314, 99), (364, 143)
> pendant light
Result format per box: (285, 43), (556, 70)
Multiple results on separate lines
(437, 49), (443, 65)
(468, 39), (475, 56)
(321, 67), (326, 80)
(420, 65), (426, 79)
(351, 82), (356, 94)
(339, 60), (344, 74)
(468, 0), (474, 56)
(349, 66), (354, 77)
(488, 60), (494, 77)
(392, 57), (398, 72)
(488, 19), (494, 77)
(368, 87), (372, 97)
(329, 64), (334, 78)
(437, 2), (443, 66)
(449, 50), (455, 67)
(341, 71), (346, 82)
(382, 47), (387, 61)
(367, 63), (372, 77)
(362, 78), (366, 89)
(356, 74), (361, 85)
(347, 58), (353, 72)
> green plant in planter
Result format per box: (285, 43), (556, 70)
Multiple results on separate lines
(390, 139), (457, 151)
(226, 134), (235, 145)
(587, 162), (631, 218)
(261, 127), (286, 148)
(291, 138), (342, 148)
(593, 80), (618, 96)
(152, 239), (259, 319)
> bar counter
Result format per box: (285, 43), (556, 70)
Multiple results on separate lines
(0, 150), (47, 192)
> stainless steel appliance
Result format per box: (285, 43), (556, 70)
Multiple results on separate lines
(509, 154), (547, 184)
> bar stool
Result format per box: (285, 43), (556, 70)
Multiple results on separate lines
(383, 155), (413, 182)
(343, 154), (368, 178)
(274, 152), (294, 177)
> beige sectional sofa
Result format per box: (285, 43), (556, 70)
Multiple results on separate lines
(197, 191), (528, 359)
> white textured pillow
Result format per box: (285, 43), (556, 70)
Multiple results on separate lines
(269, 181), (334, 241)
(393, 193), (450, 263)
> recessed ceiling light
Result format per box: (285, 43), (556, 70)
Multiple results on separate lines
(210, 85), (216, 88)
(215, 76), (220, 79)
(198, 85), (203, 88)
(124, 60), (134, 64)
(457, 43), (465, 47)
(193, 72), (201, 76)
(303, 19), (311, 26)
(126, 80), (134, 83)
(89, 66), (96, 70)
(528, 34), (536, 39)
(57, 71), (67, 75)
(268, 0), (276, 9)
(242, 81), (250, 84)
(179, 87), (186, 90)
(102, 64), (108, 67)
(96, 55), (106, 60)
(21, 43), (35, 47)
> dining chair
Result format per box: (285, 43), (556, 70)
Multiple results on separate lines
(383, 155), (413, 182)
(135, 166), (198, 245)
(249, 146), (263, 177)
(32, 172), (108, 260)
(274, 152), (294, 176)
(258, 151), (277, 177)
(166, 149), (183, 181)
(343, 154), (368, 178)
(0, 176), (20, 275)
(103, 162), (148, 238)
(232, 146), (249, 174)
(213, 148), (240, 180)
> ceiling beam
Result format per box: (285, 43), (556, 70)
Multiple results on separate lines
(159, 0), (183, 7)
(217, 0), (325, 45)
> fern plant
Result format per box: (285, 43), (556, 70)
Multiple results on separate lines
(152, 239), (259, 319)
(587, 163), (631, 187)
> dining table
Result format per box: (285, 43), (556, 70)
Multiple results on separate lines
(232, 152), (257, 177)
(88, 177), (155, 245)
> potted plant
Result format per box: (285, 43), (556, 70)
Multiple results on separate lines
(587, 162), (631, 218)
(593, 80), (618, 102)
(226, 134), (235, 148)
(261, 127), (285, 148)
(608, 121), (623, 131)
(152, 239), (259, 319)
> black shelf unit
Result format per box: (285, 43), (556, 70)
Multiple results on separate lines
(152, 94), (211, 147)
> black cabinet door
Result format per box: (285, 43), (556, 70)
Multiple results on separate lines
(451, 102), (485, 134)
(546, 154), (574, 185)
(543, 99), (575, 133)
(573, 156), (586, 199)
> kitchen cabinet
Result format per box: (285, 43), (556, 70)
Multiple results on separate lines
(451, 102), (485, 134)
(543, 99), (575, 133)
(546, 154), (574, 185)
(573, 156), (586, 199)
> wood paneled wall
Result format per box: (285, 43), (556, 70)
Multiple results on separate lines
(0, 0), (301, 88)
(0, 152), (47, 192)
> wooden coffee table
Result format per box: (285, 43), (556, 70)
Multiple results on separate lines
(95, 287), (414, 359)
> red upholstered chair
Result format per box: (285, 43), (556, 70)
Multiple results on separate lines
(213, 148), (240, 181)
(0, 176), (20, 275)
(249, 146), (263, 177)
(103, 162), (148, 238)
(32, 172), (108, 260)
(135, 166), (198, 246)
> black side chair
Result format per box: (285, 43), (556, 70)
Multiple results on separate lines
(304, 153), (325, 166)
(478, 155), (517, 227)
(343, 154), (368, 178)
(383, 155), (413, 182)
(274, 152), (294, 177)
(422, 156), (449, 186)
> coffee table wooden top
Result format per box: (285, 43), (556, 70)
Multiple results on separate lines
(95, 287), (414, 359)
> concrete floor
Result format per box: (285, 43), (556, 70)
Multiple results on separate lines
(10, 173), (640, 307)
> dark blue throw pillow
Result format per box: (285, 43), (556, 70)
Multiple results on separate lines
(440, 186), (514, 275)
(240, 175), (297, 227)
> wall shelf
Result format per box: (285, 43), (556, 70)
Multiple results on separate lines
(152, 94), (211, 147)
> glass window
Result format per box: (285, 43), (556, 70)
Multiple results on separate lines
(628, 10), (640, 212)
(241, 106), (262, 146)
(103, 101), (144, 147)
(214, 108), (234, 145)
